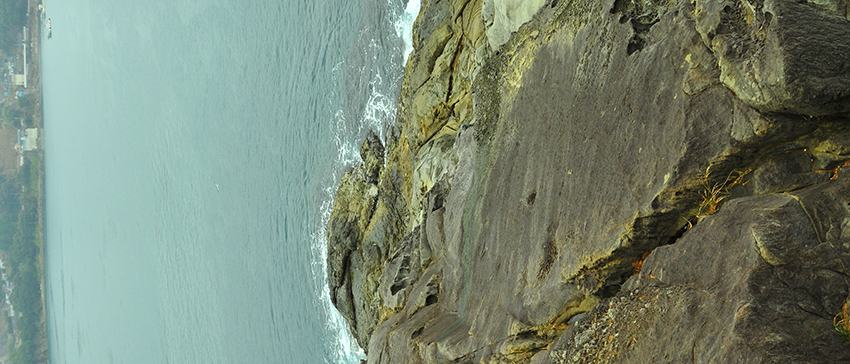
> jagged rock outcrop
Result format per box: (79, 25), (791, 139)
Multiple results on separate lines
(327, 130), (391, 346)
(327, 0), (850, 362)
(327, 0), (488, 349)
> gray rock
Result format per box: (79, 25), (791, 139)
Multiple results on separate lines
(421, 180), (447, 268)
(409, 133), (456, 226)
(360, 130), (384, 184)
(326, 135), (387, 348)
(545, 172), (850, 363)
(694, 0), (850, 115)
(327, 166), (375, 328)
(813, 131), (850, 170)
(751, 149), (828, 194)
(379, 227), (423, 311)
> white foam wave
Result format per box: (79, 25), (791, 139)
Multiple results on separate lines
(395, 0), (421, 64)
(310, 61), (367, 364)
(362, 73), (396, 143)
(310, 183), (365, 364)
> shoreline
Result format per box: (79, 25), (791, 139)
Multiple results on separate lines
(25, 0), (47, 362)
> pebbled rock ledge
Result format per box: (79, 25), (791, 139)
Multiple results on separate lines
(327, 0), (850, 362)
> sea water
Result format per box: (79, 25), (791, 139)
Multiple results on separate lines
(41, 0), (419, 363)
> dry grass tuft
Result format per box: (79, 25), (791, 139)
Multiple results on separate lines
(834, 298), (850, 341)
(694, 167), (751, 220)
(815, 160), (850, 180)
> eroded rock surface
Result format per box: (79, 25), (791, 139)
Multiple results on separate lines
(327, 0), (850, 362)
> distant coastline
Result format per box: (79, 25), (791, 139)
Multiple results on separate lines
(0, 0), (49, 362)
(0, 0), (48, 357)
(27, 0), (46, 361)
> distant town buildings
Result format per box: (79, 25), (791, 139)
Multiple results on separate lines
(22, 128), (36, 152)
(10, 74), (24, 87)
(14, 128), (39, 167)
(16, 128), (38, 151)
(17, 26), (27, 89)
(3, 26), (28, 90)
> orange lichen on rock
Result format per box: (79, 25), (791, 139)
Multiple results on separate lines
(632, 250), (653, 273)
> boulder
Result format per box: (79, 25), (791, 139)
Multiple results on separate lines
(693, 0), (850, 115)
(327, 136), (385, 346)
(545, 171), (850, 363)
(751, 149), (828, 194)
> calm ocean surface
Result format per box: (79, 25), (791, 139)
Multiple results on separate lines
(41, 0), (417, 363)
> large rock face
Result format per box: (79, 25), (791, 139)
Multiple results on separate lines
(326, 0), (850, 362)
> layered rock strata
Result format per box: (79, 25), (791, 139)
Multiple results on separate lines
(327, 0), (850, 362)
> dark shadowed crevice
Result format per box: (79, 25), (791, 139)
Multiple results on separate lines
(627, 18), (657, 55)
(537, 224), (558, 281)
(570, 117), (850, 303)
(411, 327), (424, 339)
(525, 191), (537, 205)
(610, 0), (670, 55)
(425, 294), (438, 306)
(390, 282), (404, 295)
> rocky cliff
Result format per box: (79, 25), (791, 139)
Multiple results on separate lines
(327, 0), (850, 362)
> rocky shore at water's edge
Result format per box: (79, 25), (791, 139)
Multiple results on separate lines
(327, 0), (850, 362)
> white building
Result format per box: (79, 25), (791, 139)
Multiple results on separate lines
(22, 128), (37, 151)
(11, 74), (24, 86)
